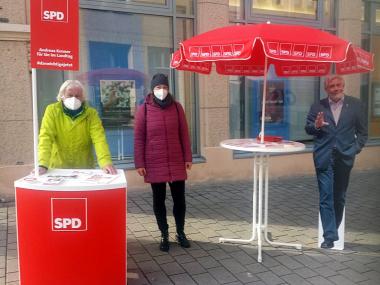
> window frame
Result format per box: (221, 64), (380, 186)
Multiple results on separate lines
(229, 0), (335, 30)
(44, 0), (200, 168)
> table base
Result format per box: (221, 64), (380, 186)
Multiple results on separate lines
(219, 154), (302, 262)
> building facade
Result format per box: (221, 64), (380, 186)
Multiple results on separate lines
(0, 0), (379, 195)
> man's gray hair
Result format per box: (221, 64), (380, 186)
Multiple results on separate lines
(56, 80), (86, 101)
(324, 75), (345, 90)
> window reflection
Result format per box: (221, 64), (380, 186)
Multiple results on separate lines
(78, 10), (173, 160)
(252, 0), (317, 20)
(229, 66), (319, 141)
(176, 0), (194, 15)
(87, 0), (167, 4)
(229, 0), (244, 20)
(175, 18), (197, 150)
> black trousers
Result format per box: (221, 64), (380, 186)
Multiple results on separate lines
(316, 149), (352, 241)
(151, 180), (186, 234)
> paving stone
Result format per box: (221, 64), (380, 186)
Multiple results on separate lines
(275, 255), (304, 270)
(182, 261), (207, 275)
(127, 269), (149, 285)
(337, 268), (369, 283)
(327, 274), (358, 285)
(4, 272), (18, 283)
(208, 266), (238, 284)
(269, 265), (292, 276)
(196, 256), (221, 269)
(137, 260), (161, 274)
(219, 258), (246, 273)
(133, 253), (153, 262)
(294, 267), (319, 278)
(154, 254), (175, 265)
(160, 262), (186, 276)
(145, 271), (173, 285)
(245, 263), (269, 274)
(313, 265), (341, 277)
(192, 273), (219, 285)
(281, 273), (313, 285)
(173, 254), (196, 264)
(229, 250), (257, 265)
(306, 276), (336, 285)
(257, 271), (284, 285)
(245, 281), (266, 285)
(189, 249), (209, 258)
(5, 259), (18, 273)
(362, 270), (380, 281)
(208, 248), (231, 260)
(169, 273), (197, 285)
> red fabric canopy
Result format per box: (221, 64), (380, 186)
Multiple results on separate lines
(171, 23), (374, 76)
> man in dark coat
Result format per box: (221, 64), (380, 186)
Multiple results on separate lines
(305, 75), (368, 249)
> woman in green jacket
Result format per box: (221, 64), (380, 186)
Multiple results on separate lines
(36, 80), (116, 175)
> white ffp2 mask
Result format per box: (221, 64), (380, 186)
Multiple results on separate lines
(63, 97), (82, 110)
(153, 89), (168, 101)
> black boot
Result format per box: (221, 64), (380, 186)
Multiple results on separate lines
(160, 230), (170, 252)
(176, 232), (190, 248)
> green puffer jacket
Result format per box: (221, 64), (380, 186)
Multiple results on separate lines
(38, 102), (112, 169)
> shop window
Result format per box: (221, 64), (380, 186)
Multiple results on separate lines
(368, 33), (380, 138)
(361, 1), (380, 139)
(251, 0), (317, 20)
(85, 0), (166, 5)
(176, 0), (194, 15)
(228, 1), (337, 143)
(175, 18), (197, 150)
(229, 0), (244, 21)
(37, 9), (197, 164)
(229, 66), (319, 141)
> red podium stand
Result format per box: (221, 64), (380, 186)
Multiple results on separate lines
(14, 169), (127, 285)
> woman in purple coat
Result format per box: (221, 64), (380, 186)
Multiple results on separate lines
(134, 73), (193, 252)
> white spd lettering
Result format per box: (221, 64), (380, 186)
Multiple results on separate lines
(43, 11), (65, 21)
(54, 218), (82, 229)
(319, 52), (330, 58)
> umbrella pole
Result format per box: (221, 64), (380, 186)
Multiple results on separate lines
(32, 68), (39, 177)
(260, 56), (268, 144)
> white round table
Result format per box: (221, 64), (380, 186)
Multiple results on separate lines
(219, 139), (305, 262)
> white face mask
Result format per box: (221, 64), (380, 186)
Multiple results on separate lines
(153, 89), (168, 101)
(63, 97), (82, 110)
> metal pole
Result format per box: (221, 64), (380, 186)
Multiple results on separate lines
(32, 68), (39, 177)
(260, 56), (268, 144)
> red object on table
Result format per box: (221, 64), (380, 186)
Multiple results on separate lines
(256, 135), (283, 142)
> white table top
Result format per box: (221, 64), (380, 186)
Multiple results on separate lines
(14, 169), (127, 191)
(220, 138), (305, 153)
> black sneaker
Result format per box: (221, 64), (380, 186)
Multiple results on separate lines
(176, 233), (191, 248)
(160, 236), (170, 252)
(321, 240), (334, 249)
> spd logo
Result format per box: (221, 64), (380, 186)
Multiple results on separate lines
(41, 0), (68, 22)
(51, 198), (87, 231)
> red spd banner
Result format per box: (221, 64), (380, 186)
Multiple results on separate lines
(31, 0), (79, 70)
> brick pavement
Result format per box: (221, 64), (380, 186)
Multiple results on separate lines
(1, 169), (379, 284)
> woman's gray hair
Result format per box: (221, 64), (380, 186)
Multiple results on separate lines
(56, 80), (86, 101)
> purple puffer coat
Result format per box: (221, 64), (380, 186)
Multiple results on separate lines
(134, 94), (192, 183)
